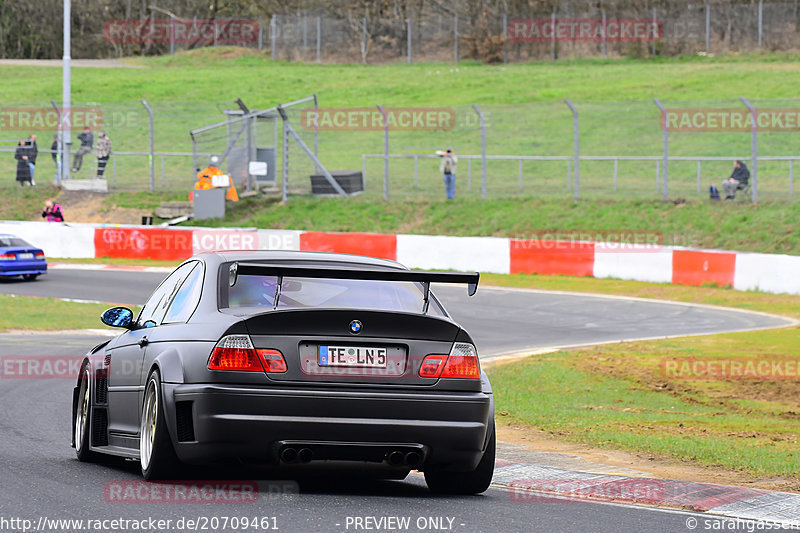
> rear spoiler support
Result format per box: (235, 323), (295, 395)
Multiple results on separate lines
(232, 263), (479, 297)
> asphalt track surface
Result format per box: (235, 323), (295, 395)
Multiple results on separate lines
(0, 268), (790, 533)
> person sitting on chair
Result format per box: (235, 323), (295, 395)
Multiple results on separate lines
(722, 160), (750, 200)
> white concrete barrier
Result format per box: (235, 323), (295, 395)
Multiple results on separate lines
(396, 234), (510, 274)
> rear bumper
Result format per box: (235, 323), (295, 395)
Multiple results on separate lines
(0, 260), (47, 276)
(167, 383), (493, 470)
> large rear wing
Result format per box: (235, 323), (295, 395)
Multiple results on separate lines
(231, 262), (479, 312)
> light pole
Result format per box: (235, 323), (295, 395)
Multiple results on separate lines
(61, 0), (72, 182)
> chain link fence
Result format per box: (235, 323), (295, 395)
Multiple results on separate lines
(242, 2), (800, 63)
(2, 97), (798, 201)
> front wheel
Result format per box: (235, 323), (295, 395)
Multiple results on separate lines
(74, 363), (100, 462)
(140, 370), (180, 480)
(424, 421), (495, 495)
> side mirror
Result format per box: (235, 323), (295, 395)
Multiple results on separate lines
(101, 307), (134, 329)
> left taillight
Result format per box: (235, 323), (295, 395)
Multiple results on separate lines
(419, 343), (481, 379)
(0, 253), (16, 261)
(208, 335), (286, 373)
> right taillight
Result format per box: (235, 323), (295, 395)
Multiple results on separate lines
(419, 343), (480, 379)
(208, 335), (287, 374)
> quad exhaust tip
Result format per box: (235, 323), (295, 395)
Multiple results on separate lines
(280, 446), (313, 464)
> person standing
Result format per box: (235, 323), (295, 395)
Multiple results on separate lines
(72, 126), (93, 172)
(439, 148), (458, 200)
(14, 139), (32, 186)
(27, 134), (38, 186)
(95, 131), (112, 178)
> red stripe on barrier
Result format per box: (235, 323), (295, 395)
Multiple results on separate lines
(672, 250), (736, 287)
(299, 232), (397, 261)
(93, 227), (193, 261)
(509, 240), (595, 276)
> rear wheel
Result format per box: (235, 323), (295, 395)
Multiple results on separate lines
(74, 364), (100, 462)
(22, 274), (38, 281)
(140, 370), (180, 480)
(424, 421), (495, 495)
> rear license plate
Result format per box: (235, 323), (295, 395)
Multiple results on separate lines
(319, 345), (388, 368)
(18, 253), (33, 260)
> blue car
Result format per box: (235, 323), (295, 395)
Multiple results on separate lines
(0, 234), (47, 281)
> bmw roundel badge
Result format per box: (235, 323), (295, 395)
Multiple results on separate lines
(349, 320), (362, 334)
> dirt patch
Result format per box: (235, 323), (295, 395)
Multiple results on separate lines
(497, 423), (800, 493)
(54, 191), (151, 224)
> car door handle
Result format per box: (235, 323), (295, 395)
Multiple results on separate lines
(138, 337), (149, 347)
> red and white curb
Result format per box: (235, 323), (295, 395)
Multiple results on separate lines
(492, 460), (800, 524)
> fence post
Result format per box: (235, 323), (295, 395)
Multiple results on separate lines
(161, 155), (165, 189)
(467, 158), (472, 190)
(377, 105), (389, 200)
(518, 158), (523, 191)
(454, 14), (459, 63)
(141, 100), (155, 192)
(502, 13), (508, 64)
(258, 21), (263, 51)
(790, 160), (794, 195)
(705, 4), (710, 53)
(697, 161), (701, 193)
(472, 105), (487, 199)
(112, 154), (116, 188)
(602, 10), (607, 57)
(564, 99), (579, 199)
(317, 16), (322, 62)
(362, 16), (367, 64)
(740, 97), (758, 203)
(551, 12), (556, 60)
(312, 93), (320, 173)
(651, 8), (657, 56)
(282, 115), (289, 202)
(758, 0), (763, 48)
(270, 15), (276, 60)
(653, 98), (669, 200)
(407, 17), (412, 64)
(613, 158), (618, 192)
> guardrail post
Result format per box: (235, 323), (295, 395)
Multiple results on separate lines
(141, 100), (155, 192)
(653, 98), (669, 200)
(472, 104), (487, 199)
(564, 99), (579, 199)
(740, 97), (758, 203)
(377, 105), (389, 200)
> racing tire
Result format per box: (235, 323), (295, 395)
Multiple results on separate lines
(424, 421), (495, 495)
(140, 369), (180, 480)
(74, 363), (101, 462)
(22, 274), (38, 281)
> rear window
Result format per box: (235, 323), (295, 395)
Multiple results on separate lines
(227, 274), (446, 316)
(0, 237), (30, 247)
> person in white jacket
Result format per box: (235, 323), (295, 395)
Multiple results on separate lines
(439, 149), (458, 200)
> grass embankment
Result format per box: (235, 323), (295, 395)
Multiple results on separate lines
(2, 50), (800, 197)
(2, 187), (798, 255)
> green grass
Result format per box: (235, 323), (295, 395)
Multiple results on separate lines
(185, 195), (800, 255)
(489, 326), (800, 479)
(2, 49), (800, 199)
(0, 294), (139, 331)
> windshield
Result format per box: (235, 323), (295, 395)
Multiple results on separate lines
(227, 274), (446, 316)
(0, 237), (30, 247)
